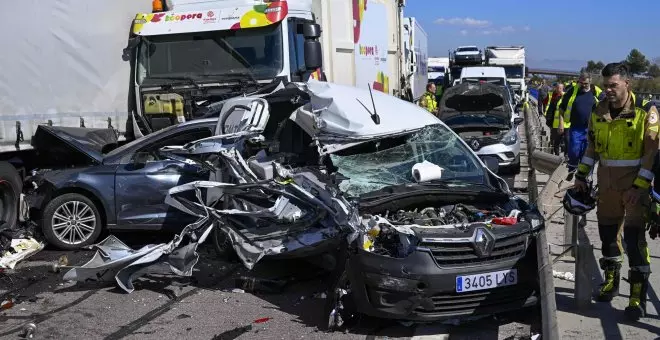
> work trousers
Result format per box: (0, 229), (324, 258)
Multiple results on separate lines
(597, 187), (651, 270)
(567, 127), (588, 172)
(550, 128), (567, 156)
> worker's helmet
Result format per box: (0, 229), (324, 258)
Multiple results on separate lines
(562, 184), (597, 215)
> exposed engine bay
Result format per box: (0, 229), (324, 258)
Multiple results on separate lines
(379, 204), (507, 226)
(359, 200), (537, 259)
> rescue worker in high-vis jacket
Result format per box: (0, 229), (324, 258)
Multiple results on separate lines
(574, 63), (660, 321)
(419, 82), (438, 115)
(545, 83), (566, 155)
(558, 72), (605, 172)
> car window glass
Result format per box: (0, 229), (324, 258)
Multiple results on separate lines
(135, 128), (212, 162)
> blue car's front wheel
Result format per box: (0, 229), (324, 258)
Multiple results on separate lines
(42, 193), (102, 250)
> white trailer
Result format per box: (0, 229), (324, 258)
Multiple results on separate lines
(428, 57), (449, 86)
(485, 46), (527, 100)
(400, 17), (428, 102)
(314, 0), (405, 97)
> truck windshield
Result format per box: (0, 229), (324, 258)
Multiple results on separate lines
(137, 23), (284, 83)
(428, 66), (446, 73)
(503, 66), (524, 78)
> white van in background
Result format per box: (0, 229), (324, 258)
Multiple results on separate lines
(459, 66), (508, 86)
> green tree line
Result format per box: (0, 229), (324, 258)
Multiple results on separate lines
(581, 49), (660, 92)
(530, 49), (660, 93)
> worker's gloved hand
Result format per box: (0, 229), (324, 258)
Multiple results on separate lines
(574, 178), (588, 192)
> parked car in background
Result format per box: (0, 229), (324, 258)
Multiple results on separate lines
(438, 82), (523, 174)
(459, 66), (508, 87)
(453, 46), (483, 65)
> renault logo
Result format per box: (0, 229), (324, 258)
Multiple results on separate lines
(470, 139), (480, 150)
(473, 227), (495, 258)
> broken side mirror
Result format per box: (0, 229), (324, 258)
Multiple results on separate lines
(304, 40), (323, 70)
(513, 117), (524, 126)
(482, 156), (499, 173)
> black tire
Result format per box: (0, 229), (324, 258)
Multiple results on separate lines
(42, 193), (102, 250)
(0, 162), (21, 230)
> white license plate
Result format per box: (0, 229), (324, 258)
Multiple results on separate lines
(456, 269), (517, 293)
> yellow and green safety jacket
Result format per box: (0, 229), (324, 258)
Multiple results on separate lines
(553, 85), (603, 129)
(577, 92), (659, 190)
(419, 91), (438, 114)
(544, 90), (554, 115)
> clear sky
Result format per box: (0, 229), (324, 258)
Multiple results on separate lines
(405, 0), (660, 70)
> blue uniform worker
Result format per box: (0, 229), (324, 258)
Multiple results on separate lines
(558, 73), (605, 172)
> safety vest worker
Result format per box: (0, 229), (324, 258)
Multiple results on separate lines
(544, 90), (554, 115)
(419, 83), (438, 115)
(558, 74), (604, 171)
(574, 63), (660, 322)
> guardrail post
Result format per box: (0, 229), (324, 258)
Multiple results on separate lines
(575, 242), (593, 309)
(564, 212), (578, 258)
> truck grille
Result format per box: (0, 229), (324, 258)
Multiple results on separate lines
(419, 233), (528, 267)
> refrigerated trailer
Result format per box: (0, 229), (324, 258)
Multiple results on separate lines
(400, 16), (428, 102)
(485, 46), (527, 101)
(0, 0), (414, 232)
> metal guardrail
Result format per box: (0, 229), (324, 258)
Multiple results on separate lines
(526, 97), (595, 337)
(523, 99), (559, 340)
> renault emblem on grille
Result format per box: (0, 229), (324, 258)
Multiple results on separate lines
(473, 227), (495, 257)
(470, 139), (480, 150)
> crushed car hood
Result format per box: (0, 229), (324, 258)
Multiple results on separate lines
(290, 80), (442, 154)
(439, 82), (512, 121)
(31, 125), (118, 164)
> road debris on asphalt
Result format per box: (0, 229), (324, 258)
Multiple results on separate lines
(552, 270), (575, 282)
(0, 237), (44, 270)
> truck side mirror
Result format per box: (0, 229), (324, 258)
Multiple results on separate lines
(302, 23), (321, 39)
(304, 40), (323, 70)
(122, 36), (142, 62)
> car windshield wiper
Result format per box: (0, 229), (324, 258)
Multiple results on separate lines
(147, 75), (202, 89)
(199, 71), (259, 86)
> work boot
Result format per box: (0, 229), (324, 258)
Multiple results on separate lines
(624, 270), (649, 321)
(596, 259), (621, 302)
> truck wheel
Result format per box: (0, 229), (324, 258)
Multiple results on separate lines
(0, 162), (21, 230)
(42, 193), (102, 250)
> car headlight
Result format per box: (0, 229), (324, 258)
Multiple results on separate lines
(501, 128), (518, 145)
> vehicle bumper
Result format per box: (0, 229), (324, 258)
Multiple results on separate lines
(475, 142), (521, 166)
(346, 236), (539, 321)
(454, 54), (482, 65)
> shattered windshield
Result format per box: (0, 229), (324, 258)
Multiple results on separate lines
(137, 23), (283, 83)
(330, 125), (486, 196)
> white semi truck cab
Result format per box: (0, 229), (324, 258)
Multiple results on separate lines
(126, 0), (325, 134)
(484, 46), (527, 101)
